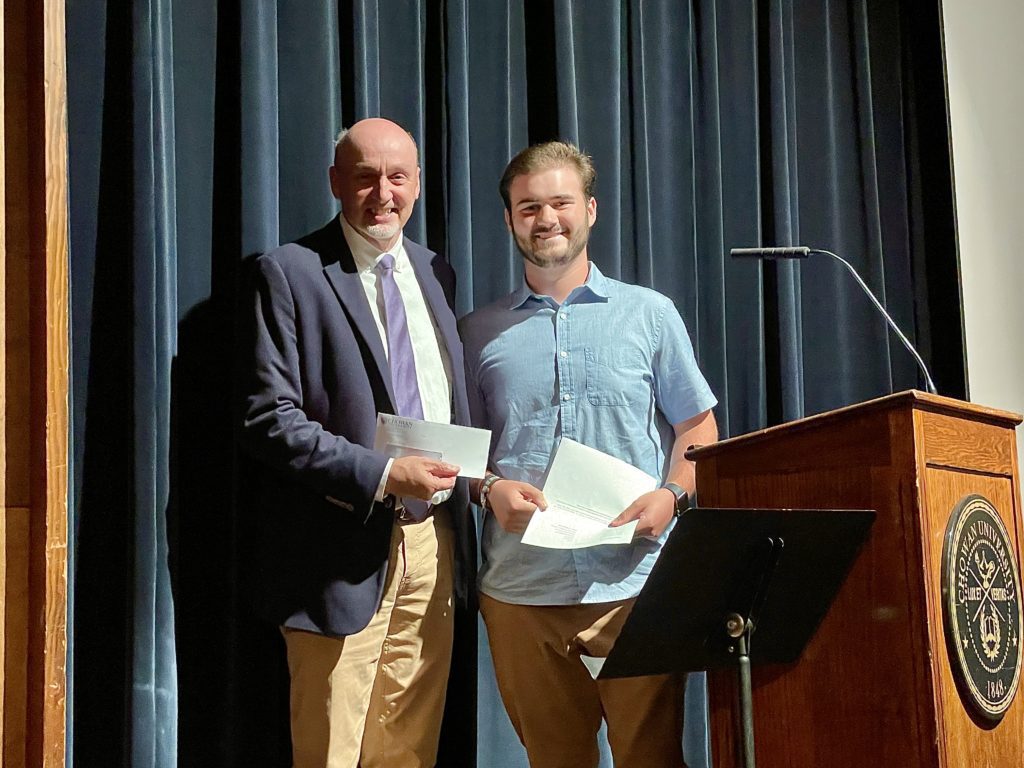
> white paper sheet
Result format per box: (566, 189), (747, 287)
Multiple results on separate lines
(373, 414), (491, 478)
(520, 438), (659, 549)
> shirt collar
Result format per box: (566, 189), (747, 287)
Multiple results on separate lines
(338, 212), (408, 273)
(509, 261), (613, 309)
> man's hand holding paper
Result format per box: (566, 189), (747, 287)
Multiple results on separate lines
(519, 438), (661, 549)
(608, 488), (678, 539)
(374, 413), (491, 478)
(384, 455), (460, 501)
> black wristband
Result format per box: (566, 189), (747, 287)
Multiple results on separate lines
(661, 482), (689, 514)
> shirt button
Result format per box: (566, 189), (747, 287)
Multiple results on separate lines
(562, 394), (571, 402)
(560, 312), (568, 320)
(560, 351), (568, 358)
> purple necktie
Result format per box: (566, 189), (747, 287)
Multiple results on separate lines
(377, 253), (428, 520)
(377, 253), (425, 420)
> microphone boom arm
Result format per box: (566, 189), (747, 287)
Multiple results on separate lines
(810, 249), (938, 395)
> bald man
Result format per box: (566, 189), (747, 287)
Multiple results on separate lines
(240, 118), (475, 767)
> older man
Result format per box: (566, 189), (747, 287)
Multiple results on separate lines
(460, 141), (718, 768)
(240, 118), (474, 768)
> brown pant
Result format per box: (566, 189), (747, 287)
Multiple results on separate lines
(283, 515), (454, 768)
(480, 593), (687, 768)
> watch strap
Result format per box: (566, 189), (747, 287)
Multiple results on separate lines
(661, 482), (689, 515)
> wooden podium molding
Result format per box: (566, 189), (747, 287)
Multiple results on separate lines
(690, 391), (1023, 768)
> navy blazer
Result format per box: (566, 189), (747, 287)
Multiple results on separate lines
(240, 218), (475, 637)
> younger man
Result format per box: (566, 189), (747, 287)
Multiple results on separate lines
(459, 141), (718, 768)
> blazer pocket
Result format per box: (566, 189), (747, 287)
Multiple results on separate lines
(325, 495), (356, 512)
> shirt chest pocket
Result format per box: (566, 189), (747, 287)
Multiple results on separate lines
(585, 346), (646, 407)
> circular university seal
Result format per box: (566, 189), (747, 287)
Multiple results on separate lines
(942, 494), (1022, 721)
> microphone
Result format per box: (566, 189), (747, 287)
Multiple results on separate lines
(730, 246), (810, 259)
(731, 245), (938, 395)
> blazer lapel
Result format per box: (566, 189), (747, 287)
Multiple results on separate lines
(320, 224), (397, 410)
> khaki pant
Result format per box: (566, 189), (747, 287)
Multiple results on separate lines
(480, 593), (686, 768)
(283, 515), (454, 768)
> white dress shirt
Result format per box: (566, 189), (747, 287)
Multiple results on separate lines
(339, 215), (454, 505)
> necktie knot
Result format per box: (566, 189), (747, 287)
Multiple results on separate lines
(376, 253), (396, 273)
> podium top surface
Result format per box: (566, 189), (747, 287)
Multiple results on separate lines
(687, 390), (1021, 462)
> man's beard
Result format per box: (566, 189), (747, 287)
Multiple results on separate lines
(514, 224), (590, 269)
(365, 221), (400, 241)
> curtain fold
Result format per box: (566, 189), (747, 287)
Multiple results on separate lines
(278, 0), (343, 238)
(450, 0), (528, 312)
(66, 1), (957, 766)
(763, 0), (806, 421)
(129, 0), (180, 761)
(241, 1), (281, 254)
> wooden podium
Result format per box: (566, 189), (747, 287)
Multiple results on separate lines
(688, 391), (1023, 767)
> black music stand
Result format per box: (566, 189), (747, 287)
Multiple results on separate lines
(599, 507), (875, 768)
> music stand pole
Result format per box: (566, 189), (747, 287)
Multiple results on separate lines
(725, 534), (783, 768)
(727, 614), (756, 768)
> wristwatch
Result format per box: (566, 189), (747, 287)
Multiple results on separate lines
(661, 482), (690, 515)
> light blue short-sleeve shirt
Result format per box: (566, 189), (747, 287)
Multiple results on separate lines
(459, 263), (717, 605)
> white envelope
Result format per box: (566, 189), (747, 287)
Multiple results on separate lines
(373, 414), (491, 478)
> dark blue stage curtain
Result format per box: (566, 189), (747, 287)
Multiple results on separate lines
(65, 1), (960, 766)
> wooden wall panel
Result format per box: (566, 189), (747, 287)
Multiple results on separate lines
(1, 0), (5, 504)
(2, 0), (69, 765)
(4, 0), (34, 765)
(1, 0), (7, 753)
(2, 508), (30, 768)
(40, 1), (69, 763)
(3, 0), (31, 511)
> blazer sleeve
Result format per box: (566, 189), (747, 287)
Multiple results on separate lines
(239, 253), (388, 506)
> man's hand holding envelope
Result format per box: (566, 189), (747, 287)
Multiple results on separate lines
(375, 414), (492, 501)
